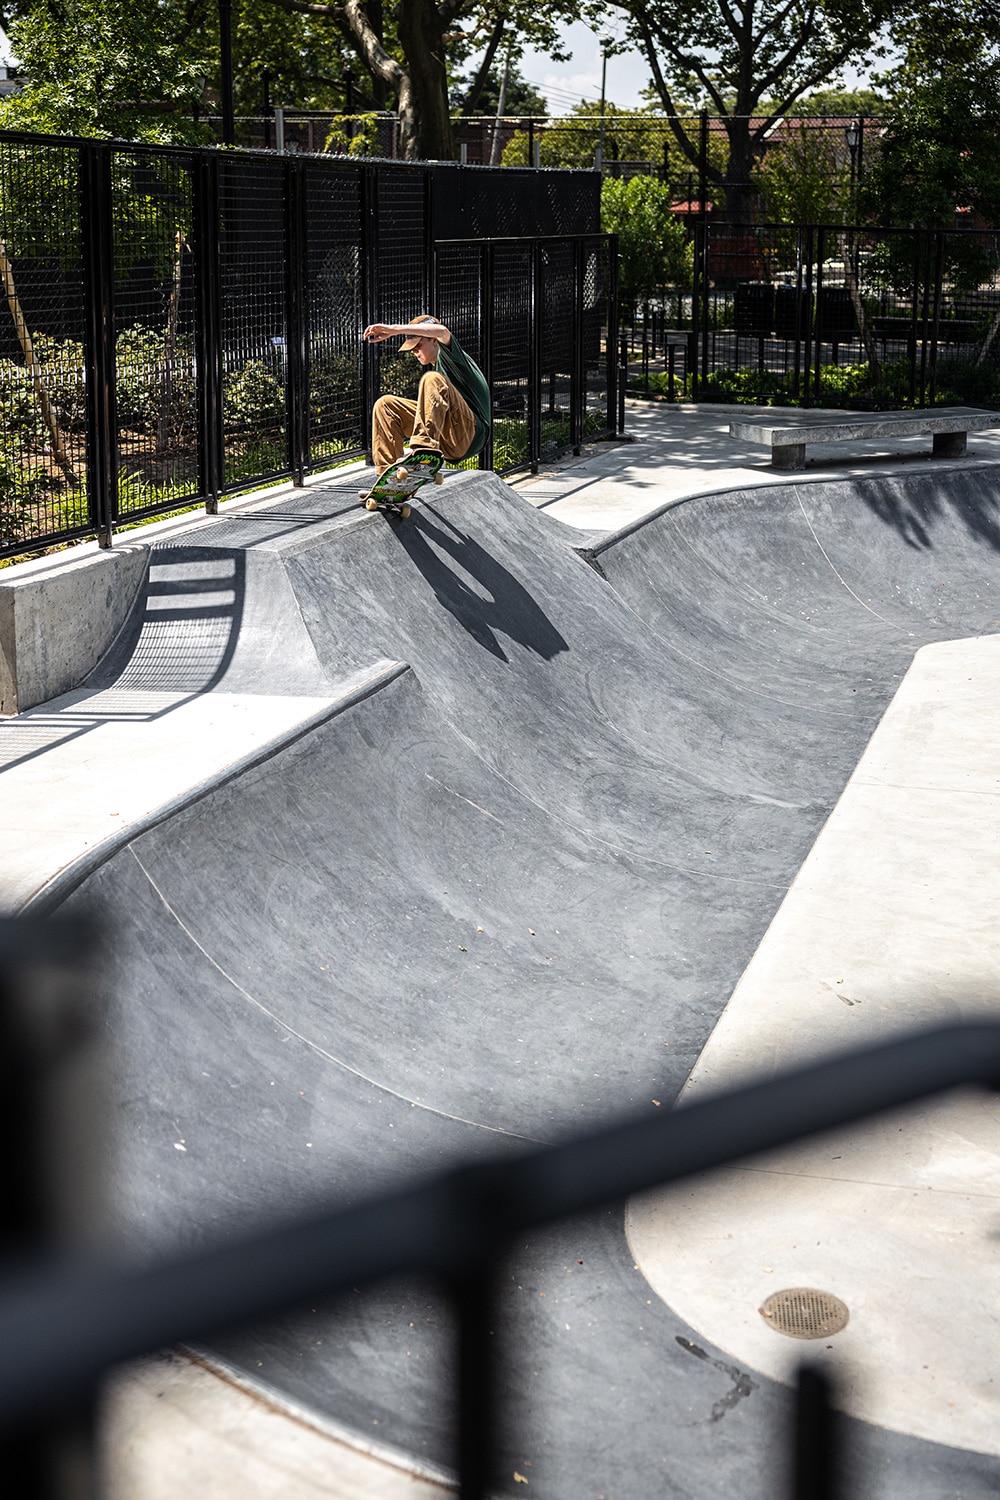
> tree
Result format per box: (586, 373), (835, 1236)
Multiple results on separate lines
(859, 0), (1000, 232)
(0, 0), (205, 143)
(600, 174), (693, 304)
(757, 121), (850, 223)
(584, 0), (898, 221)
(785, 85), (885, 115)
(262, 0), (573, 160)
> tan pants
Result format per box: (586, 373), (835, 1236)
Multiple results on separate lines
(372, 370), (477, 475)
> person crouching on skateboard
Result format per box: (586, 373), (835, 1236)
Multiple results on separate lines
(362, 315), (491, 476)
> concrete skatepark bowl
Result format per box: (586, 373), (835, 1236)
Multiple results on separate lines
(27, 465), (1000, 1496)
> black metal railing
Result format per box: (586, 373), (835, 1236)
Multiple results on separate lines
(622, 220), (1000, 411)
(0, 130), (614, 561)
(2, 915), (1000, 1494)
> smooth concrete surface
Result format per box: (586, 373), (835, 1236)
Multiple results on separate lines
(102, 1350), (451, 1499)
(0, 458), (372, 716)
(0, 540), (148, 715)
(518, 399), (1000, 531)
(627, 632), (1000, 1456)
(5, 408), (1000, 1497)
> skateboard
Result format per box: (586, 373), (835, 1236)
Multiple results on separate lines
(359, 451), (444, 517)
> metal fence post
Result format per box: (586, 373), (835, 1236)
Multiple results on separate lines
(478, 241), (494, 471)
(606, 232), (620, 435)
(79, 142), (117, 548)
(284, 158), (309, 485)
(813, 226), (826, 406)
(193, 151), (224, 512)
(572, 237), (585, 453)
(529, 239), (542, 472)
(928, 230), (944, 407)
(361, 164), (379, 467)
(918, 227), (932, 408)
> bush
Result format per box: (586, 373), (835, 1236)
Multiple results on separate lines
(223, 359), (285, 434)
(0, 452), (59, 547)
(601, 176), (693, 305)
(116, 324), (195, 437)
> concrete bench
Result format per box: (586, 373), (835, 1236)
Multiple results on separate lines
(729, 406), (1000, 471)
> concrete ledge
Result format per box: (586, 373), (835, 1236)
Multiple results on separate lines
(0, 458), (370, 716)
(0, 543), (148, 715)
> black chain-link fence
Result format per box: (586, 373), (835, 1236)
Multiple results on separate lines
(0, 130), (611, 561)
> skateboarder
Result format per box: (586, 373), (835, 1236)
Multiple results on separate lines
(362, 316), (491, 477)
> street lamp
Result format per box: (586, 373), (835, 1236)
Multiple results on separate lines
(596, 32), (613, 171)
(844, 118), (861, 212)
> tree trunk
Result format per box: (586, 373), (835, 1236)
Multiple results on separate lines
(0, 237), (78, 485)
(722, 118), (757, 224)
(396, 0), (453, 159)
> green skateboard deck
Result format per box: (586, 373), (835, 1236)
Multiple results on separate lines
(360, 451), (444, 516)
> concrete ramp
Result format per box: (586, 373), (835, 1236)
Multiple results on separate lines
(44, 467), (1000, 1497)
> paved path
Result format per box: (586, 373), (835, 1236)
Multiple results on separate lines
(3, 401), (1000, 1496)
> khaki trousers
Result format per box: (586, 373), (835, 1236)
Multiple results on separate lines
(372, 370), (477, 475)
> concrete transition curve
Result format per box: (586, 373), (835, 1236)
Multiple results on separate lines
(39, 466), (1000, 1497)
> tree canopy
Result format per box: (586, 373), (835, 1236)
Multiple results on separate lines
(583, 0), (898, 219)
(0, 0), (205, 143)
(859, 0), (1000, 231)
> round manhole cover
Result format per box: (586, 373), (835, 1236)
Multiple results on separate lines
(759, 1288), (849, 1340)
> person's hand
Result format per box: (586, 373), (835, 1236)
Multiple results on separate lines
(363, 324), (395, 343)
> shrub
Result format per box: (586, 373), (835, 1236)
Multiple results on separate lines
(223, 359), (285, 433)
(601, 176), (693, 305)
(116, 324), (195, 437)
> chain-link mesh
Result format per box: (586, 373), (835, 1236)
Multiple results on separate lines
(491, 242), (532, 471)
(431, 242), (482, 470)
(113, 151), (199, 519)
(0, 134), (610, 559)
(0, 137), (89, 554)
(219, 156), (289, 488)
(583, 238), (609, 432)
(305, 160), (365, 465)
(539, 242), (576, 461)
(373, 166), (427, 403)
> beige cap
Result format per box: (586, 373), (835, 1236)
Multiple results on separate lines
(400, 315), (437, 351)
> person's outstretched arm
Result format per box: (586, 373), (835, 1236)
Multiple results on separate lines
(363, 321), (452, 345)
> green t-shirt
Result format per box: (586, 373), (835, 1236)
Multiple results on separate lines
(435, 334), (491, 458)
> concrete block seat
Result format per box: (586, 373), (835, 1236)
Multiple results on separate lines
(729, 405), (1000, 470)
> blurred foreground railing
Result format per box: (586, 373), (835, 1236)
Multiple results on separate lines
(3, 915), (1000, 1495)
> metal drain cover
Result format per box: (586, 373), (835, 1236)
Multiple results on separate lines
(759, 1288), (849, 1340)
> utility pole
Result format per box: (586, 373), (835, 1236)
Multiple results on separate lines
(489, 49), (510, 166)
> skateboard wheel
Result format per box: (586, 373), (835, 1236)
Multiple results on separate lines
(365, 496), (379, 511)
(395, 466), (408, 481)
(399, 503), (411, 519)
(432, 473), (444, 485)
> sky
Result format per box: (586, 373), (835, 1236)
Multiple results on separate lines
(513, 20), (888, 115)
